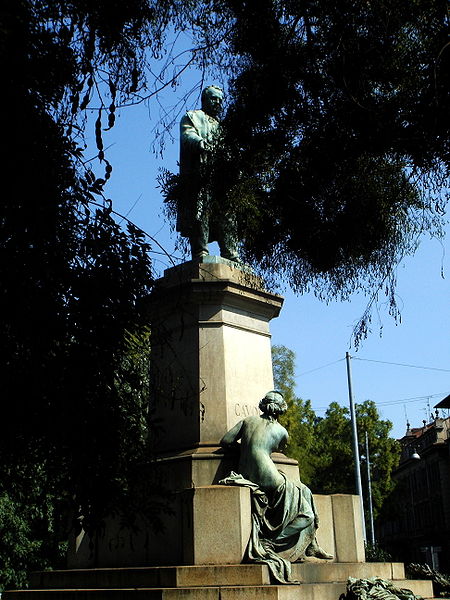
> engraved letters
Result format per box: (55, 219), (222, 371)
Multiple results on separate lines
(234, 403), (259, 417)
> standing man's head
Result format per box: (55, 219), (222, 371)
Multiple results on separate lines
(201, 85), (224, 118)
(259, 390), (287, 418)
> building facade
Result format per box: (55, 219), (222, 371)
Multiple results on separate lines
(378, 413), (450, 571)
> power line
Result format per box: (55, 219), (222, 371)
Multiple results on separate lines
(352, 357), (450, 373)
(375, 392), (447, 407)
(313, 392), (447, 412)
(120, 193), (143, 222)
(297, 354), (450, 379)
(296, 354), (449, 411)
(297, 358), (345, 377)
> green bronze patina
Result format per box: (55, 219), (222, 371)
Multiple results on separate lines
(342, 576), (424, 599)
(220, 390), (332, 584)
(221, 391), (289, 492)
(178, 85), (239, 262)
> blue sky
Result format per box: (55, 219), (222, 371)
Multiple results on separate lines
(89, 78), (450, 441)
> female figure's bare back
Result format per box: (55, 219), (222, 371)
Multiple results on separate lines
(220, 393), (289, 493)
(238, 416), (287, 491)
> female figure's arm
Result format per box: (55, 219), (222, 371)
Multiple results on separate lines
(220, 420), (244, 448)
(277, 427), (289, 453)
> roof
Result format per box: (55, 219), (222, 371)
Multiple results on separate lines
(435, 394), (450, 409)
(399, 423), (433, 442)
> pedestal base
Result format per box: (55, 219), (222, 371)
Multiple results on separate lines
(67, 487), (364, 569)
(6, 563), (434, 599)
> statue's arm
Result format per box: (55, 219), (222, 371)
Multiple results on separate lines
(180, 114), (206, 151)
(277, 429), (289, 452)
(220, 420), (244, 448)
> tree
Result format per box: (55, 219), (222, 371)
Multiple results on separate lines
(161, 0), (449, 336)
(0, 480), (68, 590)
(355, 401), (401, 520)
(0, 1), (241, 586)
(272, 344), (297, 403)
(313, 401), (400, 521)
(312, 403), (355, 495)
(217, 0), (448, 312)
(0, 0), (160, 587)
(272, 345), (318, 484)
(272, 346), (400, 520)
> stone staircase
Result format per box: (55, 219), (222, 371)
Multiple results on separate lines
(2, 562), (435, 599)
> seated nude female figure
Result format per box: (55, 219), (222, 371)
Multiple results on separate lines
(220, 390), (332, 582)
(221, 391), (289, 493)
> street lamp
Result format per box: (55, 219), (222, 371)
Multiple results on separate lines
(411, 448), (421, 460)
(345, 352), (366, 542)
(363, 431), (376, 546)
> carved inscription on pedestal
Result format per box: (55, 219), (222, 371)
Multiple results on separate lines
(234, 403), (260, 417)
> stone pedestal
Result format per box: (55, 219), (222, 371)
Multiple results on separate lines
(331, 494), (366, 562)
(11, 257), (430, 598)
(181, 486), (252, 565)
(147, 258), (283, 453)
(66, 258), (365, 573)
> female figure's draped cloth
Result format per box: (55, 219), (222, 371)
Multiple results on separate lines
(220, 471), (319, 583)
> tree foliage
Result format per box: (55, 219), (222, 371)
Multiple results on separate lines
(1, 0), (160, 587)
(0, 483), (67, 590)
(217, 0), (449, 304)
(272, 345), (319, 484)
(313, 401), (400, 520)
(0, 0), (238, 586)
(272, 346), (401, 522)
(160, 0), (449, 339)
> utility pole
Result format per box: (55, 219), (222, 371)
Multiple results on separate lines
(365, 430), (375, 545)
(345, 351), (367, 542)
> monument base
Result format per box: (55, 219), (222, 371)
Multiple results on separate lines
(5, 562), (434, 599)
(66, 487), (364, 569)
(12, 261), (423, 597)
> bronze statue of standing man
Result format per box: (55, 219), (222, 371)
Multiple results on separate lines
(178, 86), (240, 262)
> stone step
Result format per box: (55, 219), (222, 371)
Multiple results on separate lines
(28, 562), (407, 590)
(3, 580), (435, 600)
(29, 565), (270, 589)
(292, 560), (406, 582)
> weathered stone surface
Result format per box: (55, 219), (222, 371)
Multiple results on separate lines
(3, 578), (435, 599)
(67, 261), (369, 573)
(68, 486), (252, 569)
(312, 495), (335, 562)
(331, 494), (366, 562)
(67, 490), (364, 569)
(146, 260), (283, 453)
(29, 565), (271, 589)
(181, 486), (252, 565)
(30, 563), (412, 590)
(292, 561), (405, 583)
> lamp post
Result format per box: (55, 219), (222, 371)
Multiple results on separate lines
(364, 431), (375, 546)
(345, 352), (366, 542)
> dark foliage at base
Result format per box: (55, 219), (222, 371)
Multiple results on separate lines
(364, 543), (393, 563)
(0, 0), (158, 588)
(407, 563), (450, 598)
